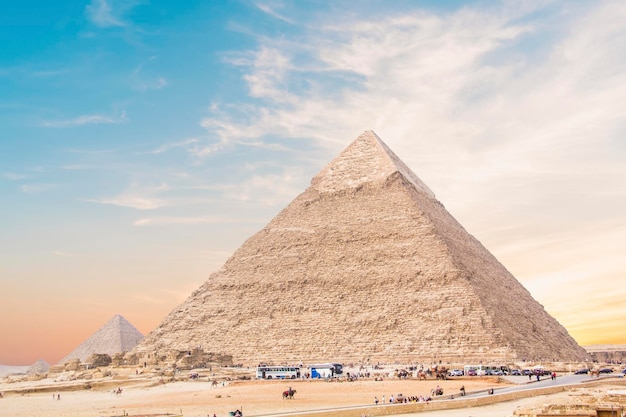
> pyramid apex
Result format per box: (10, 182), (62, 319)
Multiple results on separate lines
(311, 130), (435, 197)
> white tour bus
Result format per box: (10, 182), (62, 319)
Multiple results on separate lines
(463, 364), (510, 376)
(256, 365), (301, 379)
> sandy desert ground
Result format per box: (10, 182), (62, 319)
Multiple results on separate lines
(1, 371), (624, 417)
(0, 374), (510, 417)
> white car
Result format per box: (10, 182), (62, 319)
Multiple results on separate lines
(448, 369), (463, 377)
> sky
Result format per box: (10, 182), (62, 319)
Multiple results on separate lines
(1, 0), (625, 366)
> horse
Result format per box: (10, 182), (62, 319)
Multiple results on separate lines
(282, 388), (296, 399)
(434, 366), (448, 380)
(417, 370), (427, 380)
(590, 369), (600, 378)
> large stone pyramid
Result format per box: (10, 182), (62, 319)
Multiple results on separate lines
(135, 131), (588, 365)
(61, 314), (144, 364)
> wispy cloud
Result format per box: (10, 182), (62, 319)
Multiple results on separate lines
(90, 195), (168, 210)
(86, 0), (126, 27)
(136, 76), (168, 91)
(2, 173), (28, 181)
(20, 184), (56, 194)
(133, 215), (261, 227)
(131, 57), (169, 91)
(87, 183), (170, 210)
(51, 250), (81, 257)
(42, 111), (128, 128)
(150, 138), (200, 155)
(256, 2), (294, 24)
(225, 167), (306, 206)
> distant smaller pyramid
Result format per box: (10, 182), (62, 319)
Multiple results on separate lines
(60, 314), (144, 364)
(26, 359), (50, 375)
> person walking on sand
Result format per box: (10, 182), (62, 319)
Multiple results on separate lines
(375, 396), (379, 405)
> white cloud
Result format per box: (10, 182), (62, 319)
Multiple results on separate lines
(86, 0), (126, 27)
(136, 76), (168, 91)
(224, 47), (295, 103)
(150, 138), (200, 155)
(2, 173), (28, 181)
(225, 167), (306, 206)
(20, 184), (56, 194)
(133, 215), (261, 227)
(256, 3), (294, 24)
(87, 183), (170, 210)
(42, 112), (128, 128)
(91, 195), (168, 210)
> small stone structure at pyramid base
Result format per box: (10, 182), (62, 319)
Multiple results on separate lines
(121, 347), (234, 369)
(133, 131), (589, 367)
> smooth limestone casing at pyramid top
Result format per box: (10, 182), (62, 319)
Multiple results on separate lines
(134, 131), (589, 365)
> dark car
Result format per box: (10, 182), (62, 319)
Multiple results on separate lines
(511, 369), (522, 376)
(574, 369), (589, 374)
(467, 369), (477, 376)
(599, 368), (613, 374)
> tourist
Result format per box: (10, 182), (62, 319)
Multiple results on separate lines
(460, 385), (465, 396)
(374, 396), (379, 405)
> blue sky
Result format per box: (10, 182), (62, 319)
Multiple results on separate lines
(1, 0), (625, 365)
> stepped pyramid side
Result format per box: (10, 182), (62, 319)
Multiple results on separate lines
(60, 314), (144, 364)
(135, 131), (588, 365)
